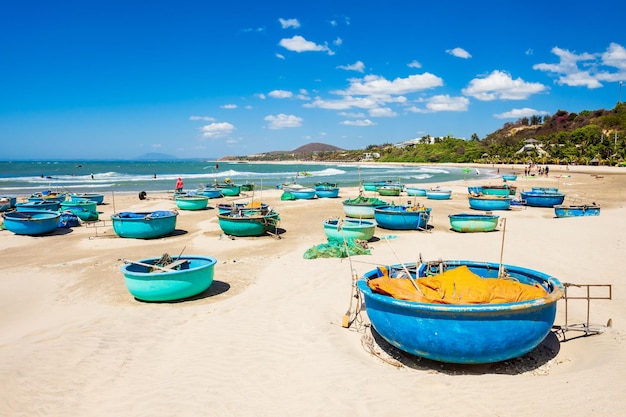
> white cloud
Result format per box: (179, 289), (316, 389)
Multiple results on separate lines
(340, 119), (376, 126)
(408, 60), (422, 68)
(333, 37), (342, 46)
(189, 116), (215, 122)
(276, 53), (285, 60)
(279, 35), (334, 55)
(220, 104), (237, 109)
(369, 107), (397, 117)
(201, 122), (235, 138)
(279, 18), (300, 29)
(463, 70), (547, 100)
(264, 114), (303, 129)
(337, 61), (365, 72)
(268, 90), (294, 99)
(446, 47), (472, 59)
(338, 111), (366, 118)
(494, 108), (549, 119)
(152, 144), (162, 149)
(337, 73), (443, 96)
(408, 95), (470, 113)
(531, 45), (626, 88)
(255, 93), (266, 100)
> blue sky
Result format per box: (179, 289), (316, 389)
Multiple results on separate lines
(1, 0), (625, 160)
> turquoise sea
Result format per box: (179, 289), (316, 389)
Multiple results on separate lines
(0, 160), (496, 195)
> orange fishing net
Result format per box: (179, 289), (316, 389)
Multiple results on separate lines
(367, 265), (547, 304)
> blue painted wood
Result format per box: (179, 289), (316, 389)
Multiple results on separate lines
(358, 260), (564, 364)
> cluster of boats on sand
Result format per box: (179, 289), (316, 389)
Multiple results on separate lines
(1, 171), (601, 365)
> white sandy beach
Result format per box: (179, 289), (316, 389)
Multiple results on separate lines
(1, 164), (625, 417)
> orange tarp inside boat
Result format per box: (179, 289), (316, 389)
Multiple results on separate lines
(367, 265), (547, 304)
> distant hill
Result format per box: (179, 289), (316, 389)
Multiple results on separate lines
(291, 142), (344, 153)
(135, 152), (179, 161)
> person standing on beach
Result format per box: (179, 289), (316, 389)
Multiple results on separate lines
(175, 177), (184, 192)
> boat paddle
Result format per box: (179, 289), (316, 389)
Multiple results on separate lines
(341, 236), (357, 328)
(384, 236), (422, 295)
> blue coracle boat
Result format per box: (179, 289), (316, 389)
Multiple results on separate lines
(405, 186), (427, 197)
(70, 193), (105, 205)
(425, 189), (452, 200)
(323, 218), (376, 241)
(520, 191), (566, 207)
(217, 208), (280, 237)
(174, 195), (209, 211)
(197, 187), (223, 199)
(314, 182), (340, 198)
(16, 201), (61, 212)
(358, 259), (564, 364)
(468, 195), (512, 211)
(554, 204), (600, 218)
(111, 210), (178, 238)
(374, 205), (431, 230)
(60, 200), (99, 221)
(121, 255), (216, 302)
(0, 196), (17, 212)
(448, 213), (500, 232)
(2, 210), (61, 235)
(342, 195), (389, 219)
(501, 174), (517, 181)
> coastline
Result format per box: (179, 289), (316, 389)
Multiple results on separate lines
(1, 165), (625, 416)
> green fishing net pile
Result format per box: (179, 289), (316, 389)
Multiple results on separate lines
(303, 238), (370, 259)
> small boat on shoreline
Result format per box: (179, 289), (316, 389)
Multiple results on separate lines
(217, 201), (268, 214)
(481, 185), (516, 196)
(175, 195), (209, 211)
(217, 207), (280, 237)
(554, 204), (600, 218)
(468, 195), (512, 211)
(60, 200), (99, 221)
(290, 187), (317, 200)
(520, 191), (566, 207)
(314, 182), (340, 198)
(2, 210), (61, 235)
(121, 255), (217, 302)
(28, 191), (67, 203)
(448, 213), (500, 232)
(111, 210), (178, 239)
(376, 185), (402, 197)
(374, 205), (431, 230)
(16, 201), (61, 212)
(358, 259), (564, 364)
(215, 183), (241, 197)
(323, 218), (376, 241)
(197, 187), (223, 199)
(405, 186), (427, 197)
(342, 195), (389, 219)
(425, 189), (452, 200)
(69, 193), (105, 205)
(501, 174), (517, 181)
(0, 196), (17, 212)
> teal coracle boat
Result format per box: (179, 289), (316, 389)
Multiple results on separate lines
(374, 205), (431, 230)
(314, 182), (340, 198)
(342, 195), (389, 219)
(2, 210), (60, 235)
(60, 200), (99, 221)
(121, 255), (217, 302)
(448, 213), (500, 232)
(16, 201), (61, 212)
(520, 191), (566, 207)
(290, 188), (317, 200)
(405, 187), (427, 197)
(501, 174), (517, 181)
(111, 210), (178, 239)
(217, 208), (280, 237)
(554, 204), (600, 218)
(481, 185), (516, 196)
(28, 191), (67, 203)
(323, 218), (376, 241)
(197, 187), (223, 199)
(216, 183), (241, 196)
(358, 259), (564, 364)
(175, 195), (209, 211)
(376, 185), (402, 197)
(468, 195), (512, 211)
(70, 193), (105, 205)
(425, 189), (452, 200)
